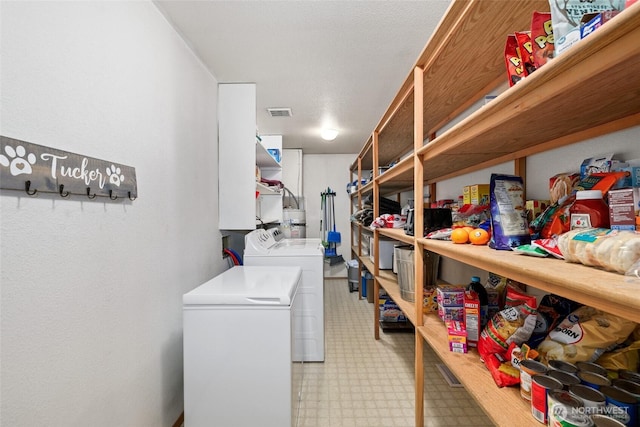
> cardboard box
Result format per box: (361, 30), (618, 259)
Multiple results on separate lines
(446, 321), (468, 354)
(379, 296), (407, 323)
(609, 188), (638, 231)
(526, 200), (550, 223)
(464, 291), (480, 348)
(436, 285), (465, 307)
(581, 10), (620, 39)
(438, 304), (464, 323)
(463, 184), (490, 205)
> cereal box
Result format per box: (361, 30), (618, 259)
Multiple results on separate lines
(463, 184), (490, 205)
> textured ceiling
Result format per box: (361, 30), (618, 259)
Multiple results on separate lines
(154, 0), (451, 155)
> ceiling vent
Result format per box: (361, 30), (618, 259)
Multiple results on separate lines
(267, 108), (292, 118)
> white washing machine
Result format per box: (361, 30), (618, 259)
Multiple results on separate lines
(244, 228), (325, 362)
(183, 266), (303, 427)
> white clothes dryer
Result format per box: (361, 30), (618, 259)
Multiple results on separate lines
(244, 228), (325, 362)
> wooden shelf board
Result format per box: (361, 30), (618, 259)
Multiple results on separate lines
(420, 0), (546, 137)
(377, 90), (415, 167)
(417, 238), (640, 323)
(417, 316), (532, 426)
(416, 4), (640, 182)
(378, 228), (415, 246)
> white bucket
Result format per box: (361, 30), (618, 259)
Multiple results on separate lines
(282, 209), (306, 238)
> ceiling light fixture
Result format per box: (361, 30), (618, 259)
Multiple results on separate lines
(321, 128), (338, 141)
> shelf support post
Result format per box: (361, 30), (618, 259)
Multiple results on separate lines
(413, 65), (425, 427)
(372, 130), (381, 341)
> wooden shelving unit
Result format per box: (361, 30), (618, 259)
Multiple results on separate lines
(348, 2), (640, 426)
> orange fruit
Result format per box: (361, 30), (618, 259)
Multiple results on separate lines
(469, 228), (490, 245)
(462, 226), (475, 234)
(451, 228), (469, 244)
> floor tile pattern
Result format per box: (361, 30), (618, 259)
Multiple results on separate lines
(297, 279), (494, 427)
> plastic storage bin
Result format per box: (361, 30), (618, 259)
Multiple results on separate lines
(347, 260), (359, 292)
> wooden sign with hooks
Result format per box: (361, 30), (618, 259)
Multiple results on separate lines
(0, 136), (137, 201)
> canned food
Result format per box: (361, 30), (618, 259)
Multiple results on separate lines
(548, 390), (584, 426)
(552, 411), (594, 426)
(569, 384), (606, 416)
(531, 375), (562, 424)
(600, 385), (637, 426)
(520, 359), (548, 401)
(618, 370), (640, 385)
(550, 370), (581, 390)
(591, 414), (627, 427)
(612, 379), (640, 400)
(577, 362), (608, 377)
(549, 360), (579, 375)
(579, 371), (612, 390)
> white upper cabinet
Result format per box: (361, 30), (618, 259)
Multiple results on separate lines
(218, 84), (282, 229)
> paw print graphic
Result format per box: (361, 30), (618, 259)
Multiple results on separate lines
(0, 145), (37, 176)
(106, 164), (125, 186)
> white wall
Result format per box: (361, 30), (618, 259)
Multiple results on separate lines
(0, 2), (225, 425)
(303, 154), (354, 274)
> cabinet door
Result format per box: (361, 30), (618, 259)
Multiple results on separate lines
(219, 83), (257, 230)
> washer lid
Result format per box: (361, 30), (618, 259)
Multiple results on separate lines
(272, 238), (324, 255)
(183, 266), (302, 306)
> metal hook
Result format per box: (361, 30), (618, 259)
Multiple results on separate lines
(86, 187), (96, 199)
(109, 190), (118, 200)
(25, 180), (37, 196)
(59, 184), (70, 198)
(128, 191), (136, 201)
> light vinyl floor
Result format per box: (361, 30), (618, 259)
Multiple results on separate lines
(297, 279), (495, 427)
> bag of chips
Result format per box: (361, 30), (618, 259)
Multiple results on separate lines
(531, 11), (554, 68)
(478, 287), (538, 360)
(504, 35), (527, 87)
(537, 306), (637, 364)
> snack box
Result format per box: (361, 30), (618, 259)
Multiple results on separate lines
(580, 10), (620, 39)
(464, 291), (480, 348)
(608, 188), (638, 231)
(438, 304), (464, 323)
(379, 296), (407, 323)
(463, 184), (490, 205)
(446, 320), (468, 354)
(436, 285), (465, 307)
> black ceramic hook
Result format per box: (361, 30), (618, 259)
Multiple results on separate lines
(128, 191), (136, 201)
(109, 190), (118, 200)
(86, 187), (96, 199)
(25, 180), (37, 196)
(59, 184), (70, 198)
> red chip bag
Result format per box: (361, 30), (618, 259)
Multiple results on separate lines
(478, 288), (538, 360)
(515, 31), (536, 75)
(485, 352), (521, 387)
(505, 35), (527, 87)
(505, 286), (537, 309)
(531, 11), (554, 68)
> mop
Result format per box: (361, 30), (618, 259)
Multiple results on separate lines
(321, 188), (344, 265)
